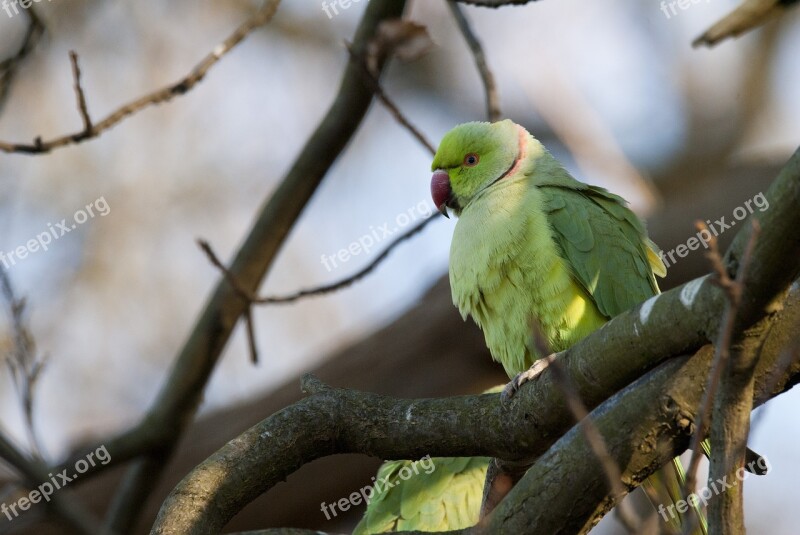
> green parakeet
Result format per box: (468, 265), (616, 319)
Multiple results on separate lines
(431, 119), (665, 377)
(430, 119), (702, 533)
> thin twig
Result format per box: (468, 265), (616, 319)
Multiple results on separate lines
(681, 219), (760, 531)
(243, 307), (259, 365)
(200, 211), (440, 365)
(68, 51), (93, 134)
(345, 42), (436, 155)
(0, 1), (280, 154)
(447, 0), (502, 122)
(202, 213), (440, 305)
(0, 268), (46, 460)
(527, 324), (643, 534)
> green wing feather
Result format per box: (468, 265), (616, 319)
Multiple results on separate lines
(352, 456), (490, 534)
(643, 458), (708, 535)
(353, 388), (502, 534)
(539, 180), (664, 317)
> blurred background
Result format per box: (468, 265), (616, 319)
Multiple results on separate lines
(0, 0), (798, 533)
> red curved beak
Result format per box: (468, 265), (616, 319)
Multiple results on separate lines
(431, 170), (452, 218)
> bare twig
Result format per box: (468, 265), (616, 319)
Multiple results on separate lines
(0, 7), (45, 115)
(68, 51), (93, 134)
(681, 220), (761, 534)
(528, 325), (643, 534)
(199, 213), (440, 363)
(0, 268), (46, 460)
(0, 1), (280, 154)
(447, 0), (502, 122)
(692, 0), (798, 48)
(200, 212), (440, 306)
(345, 42), (436, 155)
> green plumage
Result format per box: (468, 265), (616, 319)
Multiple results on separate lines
(352, 456), (489, 534)
(438, 120), (665, 376)
(433, 120), (701, 533)
(354, 387), (503, 534)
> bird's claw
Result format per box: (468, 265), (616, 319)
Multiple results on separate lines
(500, 354), (557, 406)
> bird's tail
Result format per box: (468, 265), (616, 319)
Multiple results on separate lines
(641, 456), (707, 535)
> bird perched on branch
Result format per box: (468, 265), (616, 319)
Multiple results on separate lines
(432, 120), (665, 381)
(355, 120), (765, 533)
(430, 119), (706, 533)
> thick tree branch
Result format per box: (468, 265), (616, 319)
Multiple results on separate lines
(151, 291), (799, 534)
(96, 2), (413, 532)
(483, 295), (800, 534)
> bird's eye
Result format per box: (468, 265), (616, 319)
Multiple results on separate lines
(463, 153), (479, 167)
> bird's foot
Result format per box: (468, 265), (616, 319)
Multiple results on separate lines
(500, 353), (557, 405)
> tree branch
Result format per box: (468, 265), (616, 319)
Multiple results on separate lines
(447, 0), (502, 122)
(151, 290), (800, 534)
(44, 2), (410, 532)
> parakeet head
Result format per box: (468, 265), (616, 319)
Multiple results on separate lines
(431, 120), (523, 216)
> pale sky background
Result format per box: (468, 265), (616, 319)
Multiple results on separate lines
(0, 0), (798, 533)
